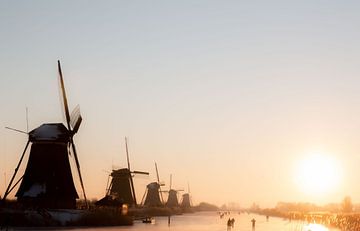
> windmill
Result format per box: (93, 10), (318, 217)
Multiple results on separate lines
(164, 174), (183, 208)
(97, 137), (148, 207)
(180, 182), (192, 209)
(141, 162), (165, 207)
(2, 60), (87, 209)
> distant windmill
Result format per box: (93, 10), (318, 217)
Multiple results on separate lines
(180, 182), (192, 209)
(98, 137), (148, 207)
(2, 61), (87, 209)
(164, 174), (183, 208)
(141, 162), (165, 207)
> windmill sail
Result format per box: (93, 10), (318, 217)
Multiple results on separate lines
(70, 105), (82, 134)
(125, 137), (137, 205)
(58, 60), (87, 207)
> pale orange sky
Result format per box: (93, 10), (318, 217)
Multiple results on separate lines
(1, 1), (360, 208)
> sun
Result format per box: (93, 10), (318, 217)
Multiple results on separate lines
(294, 152), (341, 195)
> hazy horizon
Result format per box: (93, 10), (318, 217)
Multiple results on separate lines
(1, 1), (360, 208)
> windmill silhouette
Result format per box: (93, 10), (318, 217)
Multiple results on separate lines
(98, 137), (148, 207)
(180, 182), (192, 209)
(2, 61), (87, 209)
(141, 162), (165, 207)
(164, 174), (183, 208)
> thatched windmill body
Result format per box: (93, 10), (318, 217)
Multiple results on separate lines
(2, 61), (87, 209)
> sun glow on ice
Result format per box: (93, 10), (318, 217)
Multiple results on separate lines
(303, 223), (329, 231)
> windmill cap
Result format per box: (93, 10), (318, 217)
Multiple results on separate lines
(147, 182), (160, 189)
(29, 123), (70, 142)
(111, 168), (131, 177)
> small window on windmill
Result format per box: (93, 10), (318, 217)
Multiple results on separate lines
(122, 204), (128, 215)
(70, 105), (82, 134)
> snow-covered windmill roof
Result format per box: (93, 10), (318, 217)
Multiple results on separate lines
(29, 123), (70, 142)
(147, 182), (160, 189)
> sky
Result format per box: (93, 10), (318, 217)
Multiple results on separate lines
(1, 0), (360, 208)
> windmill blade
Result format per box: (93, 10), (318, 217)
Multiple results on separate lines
(169, 174), (172, 190)
(70, 139), (88, 208)
(124, 137), (137, 206)
(125, 137), (130, 170)
(70, 105), (82, 134)
(154, 163), (165, 204)
(105, 174), (111, 195)
(155, 162), (160, 184)
(2, 141), (30, 201)
(58, 60), (71, 130)
(132, 170), (149, 175)
(159, 182), (165, 186)
(7, 175), (24, 197)
(58, 60), (87, 207)
(140, 189), (147, 205)
(5, 127), (28, 134)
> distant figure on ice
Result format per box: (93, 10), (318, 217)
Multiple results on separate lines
(227, 218), (231, 230)
(227, 218), (235, 230)
(251, 218), (256, 230)
(266, 215), (269, 221)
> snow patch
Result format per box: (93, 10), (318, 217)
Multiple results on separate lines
(23, 183), (46, 197)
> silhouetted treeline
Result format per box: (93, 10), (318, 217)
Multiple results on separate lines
(194, 202), (219, 211)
